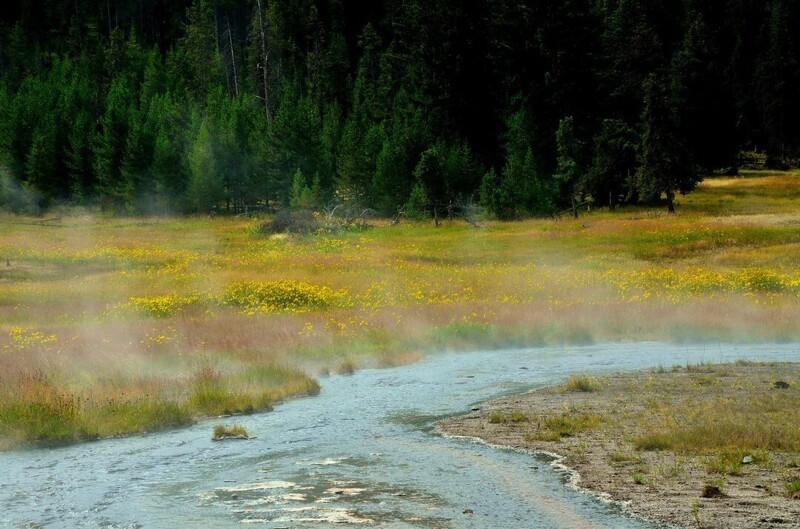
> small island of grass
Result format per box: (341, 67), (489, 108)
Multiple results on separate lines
(212, 423), (250, 441)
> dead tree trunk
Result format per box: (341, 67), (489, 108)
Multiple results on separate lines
(255, 0), (271, 121)
(666, 189), (676, 213)
(226, 15), (239, 98)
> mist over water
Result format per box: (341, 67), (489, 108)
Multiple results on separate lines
(2, 342), (797, 528)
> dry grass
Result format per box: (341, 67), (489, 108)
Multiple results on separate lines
(3, 173), (800, 447)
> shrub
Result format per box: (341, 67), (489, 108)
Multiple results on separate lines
(259, 209), (320, 235)
(405, 182), (430, 220)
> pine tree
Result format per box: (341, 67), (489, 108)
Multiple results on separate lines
(671, 7), (738, 172)
(120, 106), (154, 213)
(598, 0), (664, 123)
(60, 55), (97, 201)
(179, 0), (225, 103)
(94, 77), (133, 212)
(187, 118), (223, 213)
(481, 107), (552, 219)
(586, 119), (638, 208)
(755, 0), (800, 166)
(0, 83), (13, 169)
(24, 117), (57, 200)
(635, 73), (698, 213)
(150, 93), (188, 213)
(265, 89), (324, 207)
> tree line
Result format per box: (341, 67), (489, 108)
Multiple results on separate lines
(0, 0), (798, 217)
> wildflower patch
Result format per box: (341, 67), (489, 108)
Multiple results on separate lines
(128, 293), (203, 318)
(221, 280), (350, 314)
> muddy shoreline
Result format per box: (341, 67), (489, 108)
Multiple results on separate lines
(436, 363), (800, 529)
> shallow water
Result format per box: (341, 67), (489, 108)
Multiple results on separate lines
(2, 342), (799, 528)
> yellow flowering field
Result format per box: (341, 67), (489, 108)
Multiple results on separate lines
(1, 171), (799, 447)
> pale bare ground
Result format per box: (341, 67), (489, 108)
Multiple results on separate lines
(436, 363), (800, 529)
(711, 212), (800, 227)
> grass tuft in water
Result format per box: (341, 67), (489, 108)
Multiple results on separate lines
(213, 423), (249, 440)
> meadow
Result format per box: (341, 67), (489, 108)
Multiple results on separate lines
(1, 171), (800, 448)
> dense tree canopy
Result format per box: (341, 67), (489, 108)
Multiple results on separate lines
(1, 0), (798, 216)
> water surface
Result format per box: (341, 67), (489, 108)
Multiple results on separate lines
(2, 342), (798, 528)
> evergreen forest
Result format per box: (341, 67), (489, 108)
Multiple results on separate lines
(1, 0), (799, 217)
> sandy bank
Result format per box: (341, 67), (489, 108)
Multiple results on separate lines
(436, 363), (800, 528)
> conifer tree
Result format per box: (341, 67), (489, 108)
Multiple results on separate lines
(187, 118), (223, 213)
(24, 117), (57, 200)
(635, 73), (697, 213)
(94, 77), (133, 212)
(554, 116), (583, 217)
(586, 119), (638, 207)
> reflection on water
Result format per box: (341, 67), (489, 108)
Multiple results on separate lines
(2, 343), (797, 528)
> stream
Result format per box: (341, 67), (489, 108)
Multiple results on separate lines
(2, 342), (799, 528)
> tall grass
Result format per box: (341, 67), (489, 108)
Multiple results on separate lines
(0, 371), (192, 448)
(0, 361), (318, 448)
(2, 173), (800, 447)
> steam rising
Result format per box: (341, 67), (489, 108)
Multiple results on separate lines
(2, 174), (800, 447)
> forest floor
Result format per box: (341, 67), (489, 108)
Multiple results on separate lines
(437, 362), (800, 529)
(2, 170), (800, 448)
